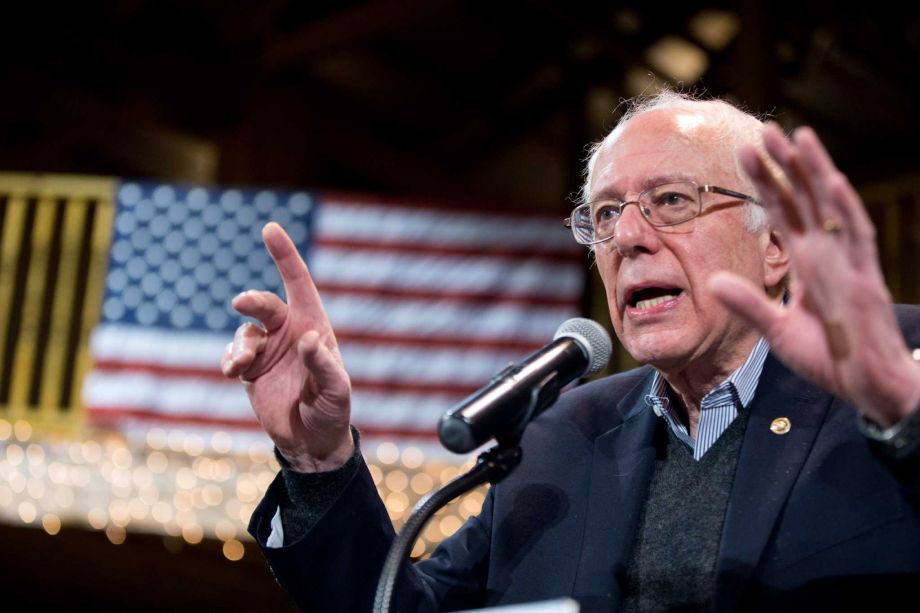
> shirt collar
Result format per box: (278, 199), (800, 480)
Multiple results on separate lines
(645, 336), (770, 417)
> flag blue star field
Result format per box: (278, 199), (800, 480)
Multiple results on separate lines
(83, 181), (586, 450)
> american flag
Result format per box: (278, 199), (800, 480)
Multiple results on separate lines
(83, 182), (586, 452)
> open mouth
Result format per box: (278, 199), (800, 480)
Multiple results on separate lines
(627, 287), (683, 310)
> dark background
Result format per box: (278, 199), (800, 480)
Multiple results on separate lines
(1, 1), (918, 609)
(3, 1), (918, 206)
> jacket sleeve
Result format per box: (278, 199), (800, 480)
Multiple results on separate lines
(870, 304), (920, 510)
(249, 456), (495, 612)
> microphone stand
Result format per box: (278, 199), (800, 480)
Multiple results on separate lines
(372, 378), (553, 613)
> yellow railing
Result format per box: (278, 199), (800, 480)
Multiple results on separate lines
(0, 172), (115, 432)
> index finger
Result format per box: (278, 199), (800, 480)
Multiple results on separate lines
(262, 222), (322, 309)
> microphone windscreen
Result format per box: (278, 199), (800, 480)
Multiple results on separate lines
(553, 318), (612, 377)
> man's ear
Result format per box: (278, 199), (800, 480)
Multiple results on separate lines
(763, 229), (790, 299)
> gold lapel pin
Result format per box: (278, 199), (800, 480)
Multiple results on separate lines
(770, 417), (791, 435)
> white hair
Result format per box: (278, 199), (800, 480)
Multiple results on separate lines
(580, 90), (769, 233)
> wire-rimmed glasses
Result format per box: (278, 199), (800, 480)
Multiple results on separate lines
(564, 181), (761, 246)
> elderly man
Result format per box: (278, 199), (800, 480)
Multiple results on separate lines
(222, 92), (920, 612)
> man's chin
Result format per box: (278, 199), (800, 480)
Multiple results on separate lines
(623, 340), (694, 371)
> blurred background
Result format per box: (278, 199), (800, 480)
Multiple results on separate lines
(0, 1), (918, 610)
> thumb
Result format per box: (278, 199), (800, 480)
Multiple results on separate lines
(709, 272), (785, 337)
(297, 330), (352, 406)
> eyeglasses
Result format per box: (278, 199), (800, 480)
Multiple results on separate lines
(564, 181), (761, 246)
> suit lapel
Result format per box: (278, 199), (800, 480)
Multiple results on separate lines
(572, 372), (660, 609)
(713, 354), (833, 612)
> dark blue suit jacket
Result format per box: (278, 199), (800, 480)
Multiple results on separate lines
(250, 306), (920, 612)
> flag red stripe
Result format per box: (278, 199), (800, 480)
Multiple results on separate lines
(87, 406), (440, 439)
(91, 360), (481, 396)
(315, 282), (579, 307)
(334, 331), (543, 353)
(320, 188), (572, 220)
(355, 378), (475, 396)
(89, 407), (259, 429)
(312, 237), (582, 263)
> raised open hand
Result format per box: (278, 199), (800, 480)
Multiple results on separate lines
(710, 122), (920, 427)
(221, 222), (353, 471)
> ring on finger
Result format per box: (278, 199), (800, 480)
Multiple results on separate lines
(823, 218), (843, 235)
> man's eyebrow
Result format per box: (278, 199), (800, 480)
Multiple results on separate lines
(589, 172), (697, 201)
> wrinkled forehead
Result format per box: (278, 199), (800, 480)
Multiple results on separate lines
(590, 110), (740, 198)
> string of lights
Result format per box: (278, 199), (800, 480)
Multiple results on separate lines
(0, 419), (484, 562)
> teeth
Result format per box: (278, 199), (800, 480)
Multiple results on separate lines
(634, 294), (679, 310)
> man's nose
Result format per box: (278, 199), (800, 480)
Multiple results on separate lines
(612, 202), (659, 256)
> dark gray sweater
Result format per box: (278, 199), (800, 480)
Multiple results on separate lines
(622, 409), (751, 612)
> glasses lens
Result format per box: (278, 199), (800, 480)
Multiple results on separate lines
(642, 182), (699, 225)
(590, 202), (620, 242)
(571, 204), (596, 244)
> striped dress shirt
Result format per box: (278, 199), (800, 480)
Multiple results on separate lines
(644, 337), (770, 461)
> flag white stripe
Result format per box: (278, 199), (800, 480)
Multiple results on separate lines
(83, 372), (254, 417)
(90, 325), (531, 383)
(83, 372), (461, 429)
(340, 343), (523, 385)
(324, 295), (577, 341)
(350, 390), (459, 426)
(90, 325), (227, 370)
(310, 249), (582, 298)
(317, 202), (576, 250)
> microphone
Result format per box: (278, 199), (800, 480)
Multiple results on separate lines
(438, 318), (612, 453)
